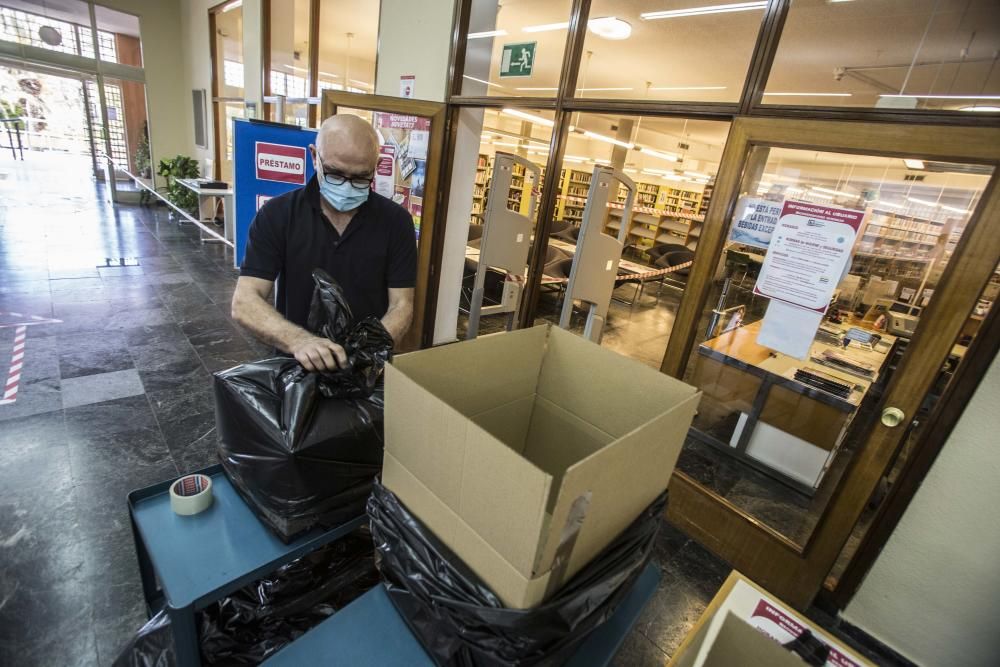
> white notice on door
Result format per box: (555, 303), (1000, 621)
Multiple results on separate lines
(757, 299), (823, 360)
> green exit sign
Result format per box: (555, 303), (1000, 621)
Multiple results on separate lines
(500, 42), (536, 78)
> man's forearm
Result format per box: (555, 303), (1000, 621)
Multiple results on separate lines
(381, 303), (413, 346)
(234, 292), (311, 354)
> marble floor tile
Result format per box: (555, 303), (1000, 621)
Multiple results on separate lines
(61, 368), (146, 408)
(58, 330), (133, 379)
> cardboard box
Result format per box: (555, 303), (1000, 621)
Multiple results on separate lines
(669, 571), (874, 667)
(383, 324), (701, 608)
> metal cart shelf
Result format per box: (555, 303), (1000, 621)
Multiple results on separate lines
(127, 464), (365, 666)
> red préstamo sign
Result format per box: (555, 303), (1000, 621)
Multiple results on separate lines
(255, 142), (307, 184)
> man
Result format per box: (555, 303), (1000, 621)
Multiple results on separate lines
(232, 114), (417, 371)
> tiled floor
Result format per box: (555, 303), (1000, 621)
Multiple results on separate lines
(0, 153), (903, 666)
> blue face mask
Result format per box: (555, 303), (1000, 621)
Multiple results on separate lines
(318, 176), (370, 212)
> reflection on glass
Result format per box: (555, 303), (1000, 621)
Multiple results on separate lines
(459, 0), (572, 97)
(765, 0), (1000, 112)
(533, 115), (729, 368)
(217, 102), (245, 182)
(677, 147), (992, 546)
(827, 259), (998, 588)
(446, 108), (555, 339)
(0, 0), (95, 58)
(212, 0), (244, 180)
(0, 65), (91, 156)
(269, 0), (312, 119)
(317, 0), (379, 94)
(576, 0), (764, 102)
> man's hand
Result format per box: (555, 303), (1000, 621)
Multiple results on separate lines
(290, 334), (348, 372)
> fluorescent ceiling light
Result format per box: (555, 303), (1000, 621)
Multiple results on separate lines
(563, 156), (587, 163)
(763, 92), (853, 97)
(578, 87), (634, 92)
(639, 148), (679, 162)
(940, 204), (969, 214)
(468, 29), (507, 39)
(319, 71), (339, 78)
(288, 65), (309, 72)
(684, 171), (709, 179)
(960, 105), (1000, 112)
(874, 200), (905, 208)
(903, 159), (925, 169)
(642, 167), (674, 175)
(350, 79), (371, 88)
(501, 108), (554, 126)
(810, 192), (835, 200)
(785, 186), (805, 194)
(221, 0), (242, 12)
(812, 186), (855, 196)
(624, 168), (638, 173)
(881, 94), (1000, 100)
(581, 130), (633, 149)
(907, 196), (939, 207)
(641, 2), (766, 20)
(464, 75), (503, 89)
(650, 85), (727, 91)
(588, 17), (632, 40)
(516, 87), (558, 91)
(522, 21), (569, 32)
(492, 142), (522, 147)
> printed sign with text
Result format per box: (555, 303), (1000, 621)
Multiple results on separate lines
(255, 142), (307, 185)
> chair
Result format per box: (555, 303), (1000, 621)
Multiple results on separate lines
(654, 250), (694, 298)
(547, 219), (571, 237)
(467, 223), (484, 243)
(542, 257), (575, 312)
(647, 243), (688, 264)
(553, 224), (581, 243)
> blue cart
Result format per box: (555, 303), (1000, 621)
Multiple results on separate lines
(128, 465), (660, 666)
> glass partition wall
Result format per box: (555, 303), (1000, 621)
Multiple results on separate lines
(442, 0), (1000, 611)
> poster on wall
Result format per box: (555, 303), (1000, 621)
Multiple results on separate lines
(375, 145), (395, 199)
(374, 112), (432, 239)
(754, 200), (865, 358)
(729, 197), (782, 249)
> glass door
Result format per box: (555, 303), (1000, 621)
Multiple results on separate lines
(660, 117), (1000, 608)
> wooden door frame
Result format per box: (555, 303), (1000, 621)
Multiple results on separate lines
(659, 117), (1000, 608)
(320, 90), (448, 351)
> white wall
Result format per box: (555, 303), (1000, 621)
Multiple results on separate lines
(374, 0), (455, 102)
(844, 354), (1000, 666)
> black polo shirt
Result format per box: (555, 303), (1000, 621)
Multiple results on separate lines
(240, 177), (417, 328)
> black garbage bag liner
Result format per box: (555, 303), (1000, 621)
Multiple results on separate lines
(215, 269), (394, 542)
(200, 528), (380, 664)
(112, 531), (380, 667)
(367, 481), (666, 667)
(112, 610), (176, 667)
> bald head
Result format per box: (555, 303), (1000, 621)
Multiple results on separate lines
(312, 114), (380, 178)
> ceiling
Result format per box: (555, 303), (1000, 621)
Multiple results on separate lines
(463, 0), (1000, 109)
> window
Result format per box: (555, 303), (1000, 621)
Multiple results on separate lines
(0, 3), (95, 58)
(316, 0), (379, 95)
(223, 60), (244, 89)
(765, 0), (1000, 111)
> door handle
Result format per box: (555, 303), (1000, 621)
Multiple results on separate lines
(881, 407), (905, 428)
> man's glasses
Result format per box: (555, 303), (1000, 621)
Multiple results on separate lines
(318, 159), (373, 188)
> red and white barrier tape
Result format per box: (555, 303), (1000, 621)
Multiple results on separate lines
(1, 326), (26, 405)
(533, 259), (693, 285)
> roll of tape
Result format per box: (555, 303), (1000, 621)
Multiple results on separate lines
(169, 474), (214, 516)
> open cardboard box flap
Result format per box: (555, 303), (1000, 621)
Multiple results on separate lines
(385, 324), (700, 607)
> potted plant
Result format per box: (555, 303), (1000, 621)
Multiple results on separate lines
(156, 155), (200, 214)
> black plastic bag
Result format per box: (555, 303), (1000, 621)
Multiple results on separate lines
(112, 610), (176, 667)
(215, 270), (394, 542)
(112, 532), (380, 667)
(200, 528), (380, 664)
(367, 482), (666, 667)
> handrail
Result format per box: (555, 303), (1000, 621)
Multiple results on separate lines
(103, 154), (233, 247)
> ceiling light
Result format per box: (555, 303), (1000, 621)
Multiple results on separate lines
(639, 148), (679, 162)
(492, 142), (522, 148)
(642, 167), (674, 175)
(960, 105), (1000, 112)
(516, 87), (558, 91)
(501, 108), (554, 126)
(812, 186), (856, 196)
(221, 0), (242, 12)
(810, 192), (835, 200)
(641, 2), (767, 20)
(319, 71), (339, 78)
(881, 94), (1000, 100)
(903, 159), (925, 169)
(785, 186), (805, 194)
(578, 87), (634, 92)
(650, 85), (727, 91)
(624, 168), (638, 174)
(763, 92), (853, 97)
(940, 204), (969, 214)
(468, 29), (508, 39)
(350, 79), (371, 88)
(588, 17), (632, 40)
(563, 156), (587, 163)
(522, 21), (569, 32)
(874, 200), (905, 208)
(464, 75), (503, 89)
(580, 130), (634, 149)
(288, 65), (309, 72)
(907, 196), (939, 207)
(684, 171), (710, 179)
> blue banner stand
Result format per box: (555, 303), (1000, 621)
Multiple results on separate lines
(233, 119), (317, 267)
